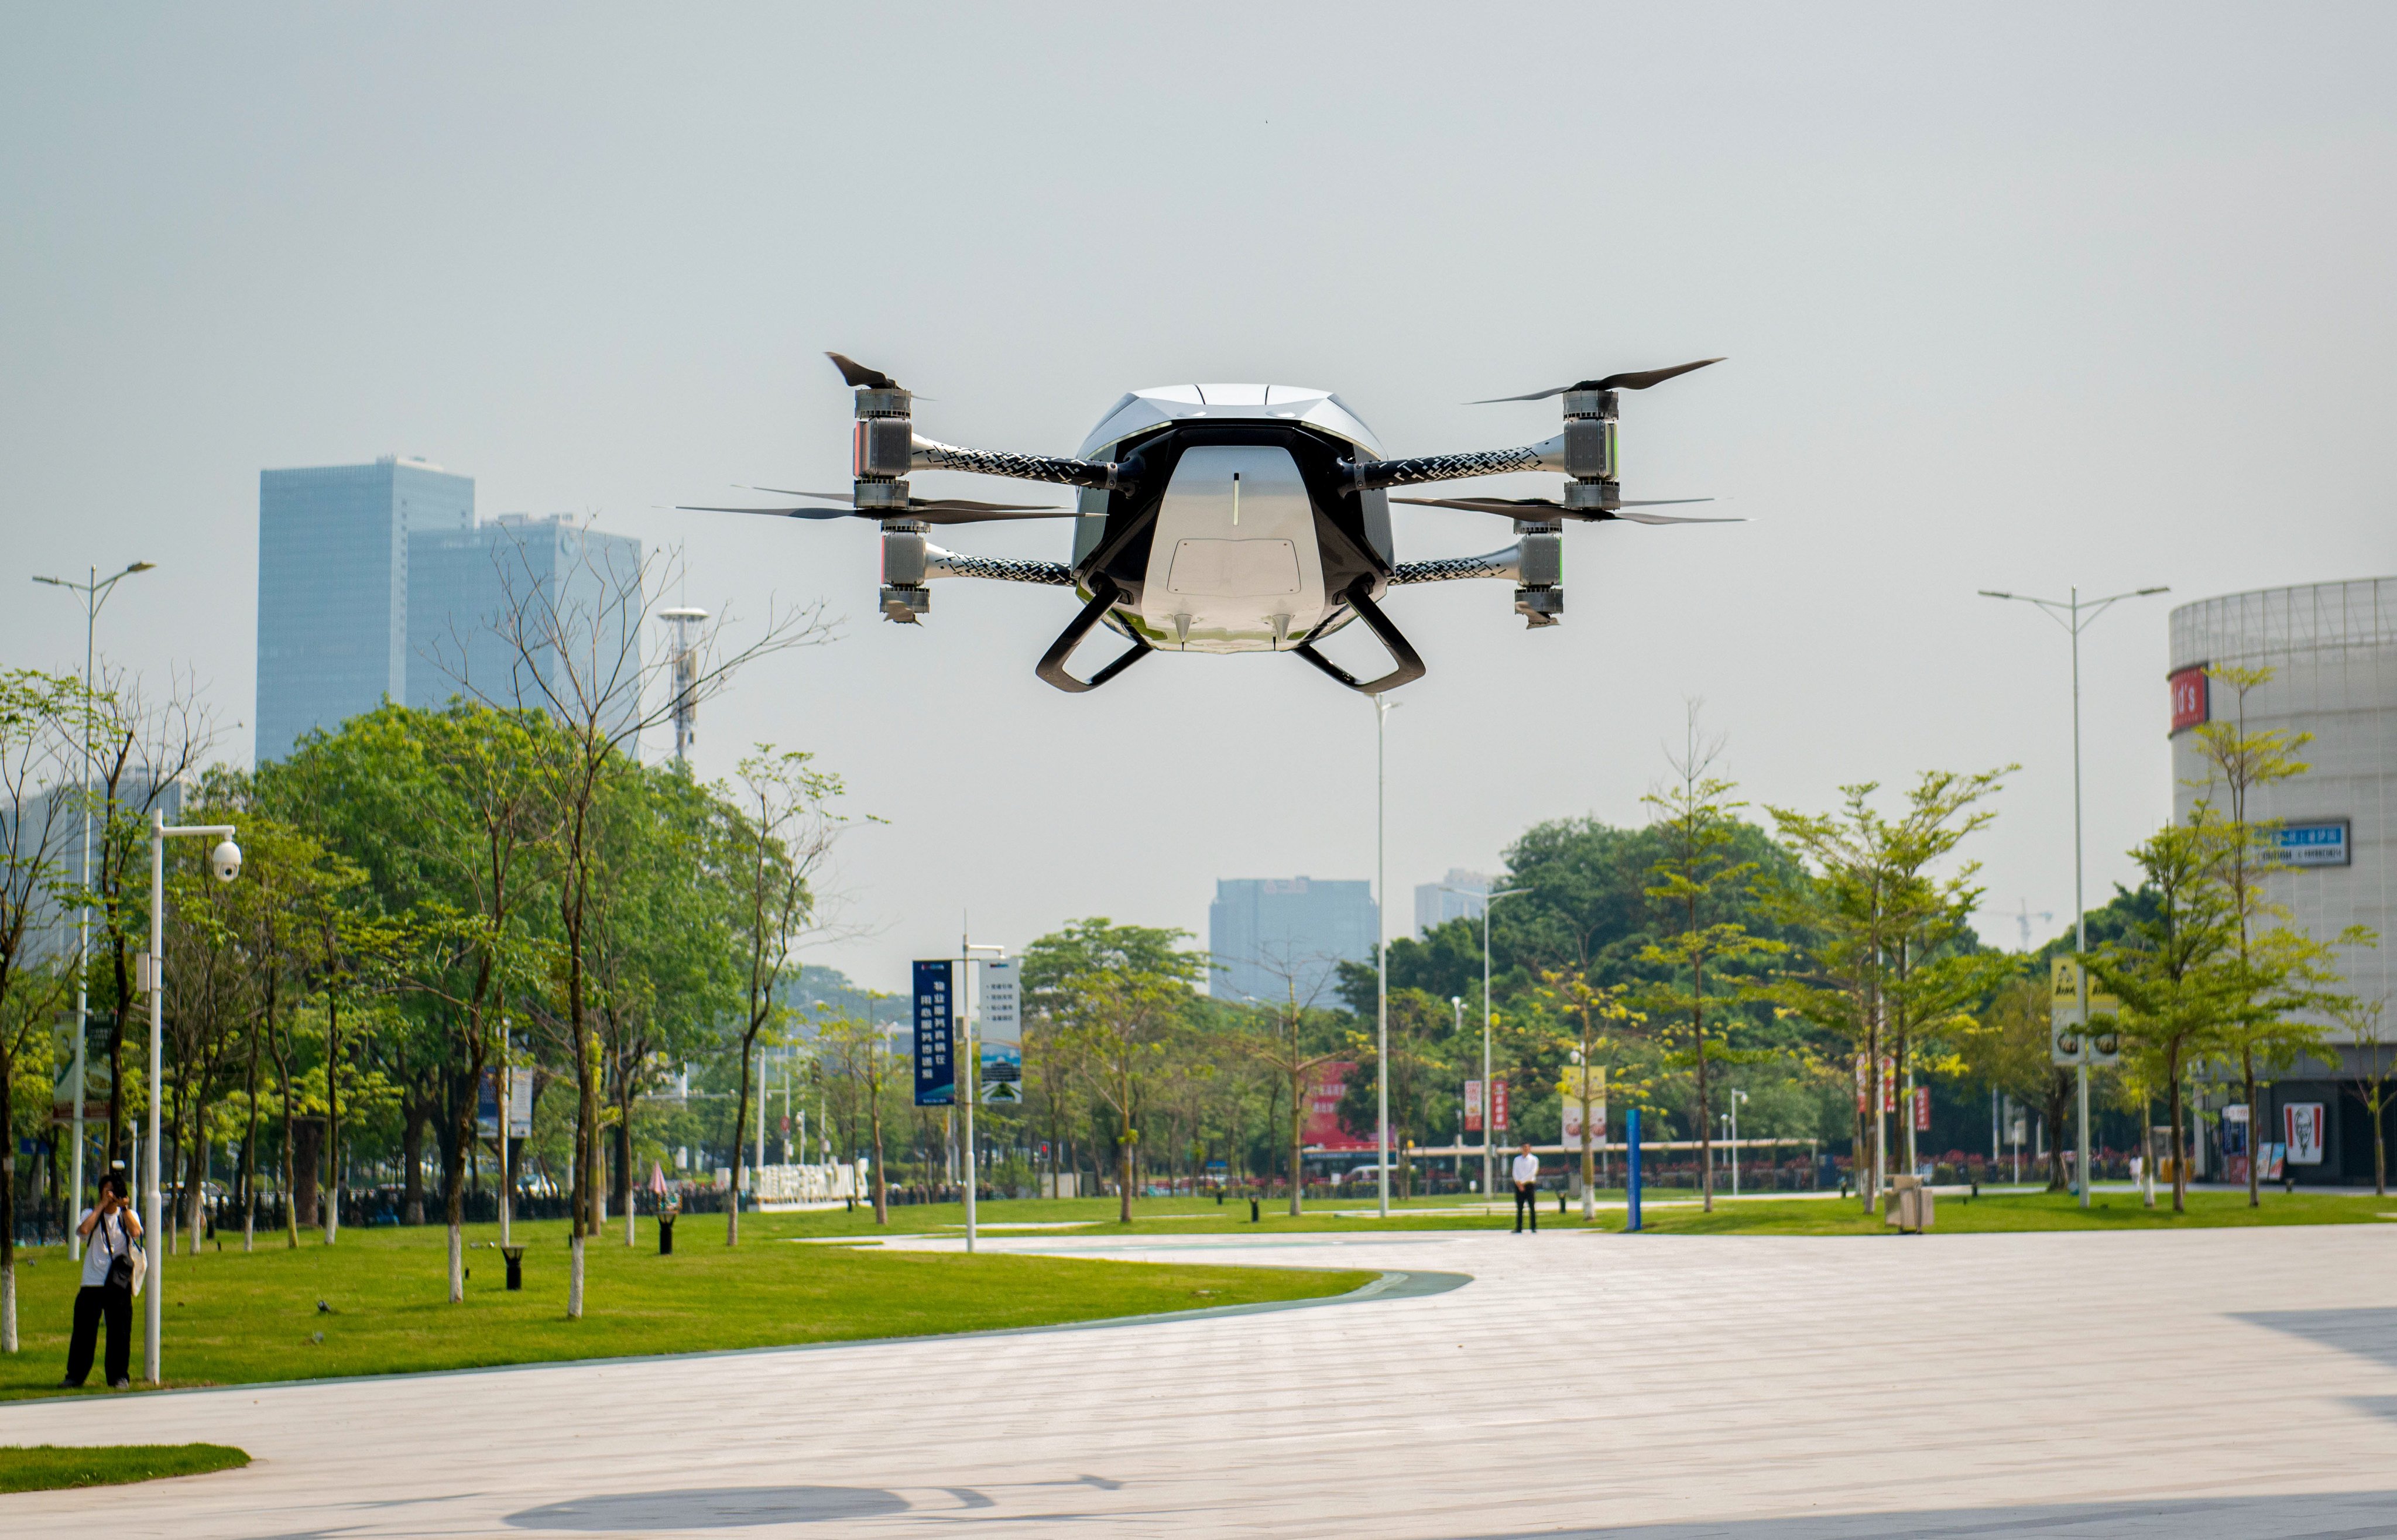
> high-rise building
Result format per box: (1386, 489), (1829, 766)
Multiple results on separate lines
(255, 457), (472, 763)
(256, 458), (647, 761)
(407, 513), (644, 735)
(1415, 867), (1494, 936)
(1208, 876), (1377, 1005)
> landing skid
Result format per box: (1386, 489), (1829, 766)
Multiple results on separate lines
(1035, 577), (1154, 693)
(1294, 579), (1426, 695)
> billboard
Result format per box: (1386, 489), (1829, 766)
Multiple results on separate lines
(978, 957), (1023, 1106)
(1302, 1061), (1372, 1151)
(1463, 1078), (1483, 1134)
(912, 959), (955, 1106)
(2273, 819), (2351, 869)
(2284, 1103), (2326, 1165)
(1491, 1075), (1509, 1133)
(2168, 664), (2210, 733)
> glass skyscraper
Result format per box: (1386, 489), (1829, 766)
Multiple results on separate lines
(256, 459), (644, 761)
(1208, 876), (1378, 1005)
(255, 457), (472, 763)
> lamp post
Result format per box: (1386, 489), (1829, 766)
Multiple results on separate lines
(1449, 882), (1527, 1206)
(143, 811), (240, 1383)
(1727, 1089), (1748, 1198)
(32, 560), (154, 1258)
(1373, 695), (1398, 1218)
(962, 935), (1006, 1253)
(1980, 583), (2168, 1210)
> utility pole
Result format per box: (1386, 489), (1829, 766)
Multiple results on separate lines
(32, 560), (153, 1257)
(1452, 882), (1525, 1206)
(1374, 696), (1396, 1218)
(1981, 582), (2168, 1209)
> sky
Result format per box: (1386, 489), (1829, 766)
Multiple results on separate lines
(4, 4), (2391, 993)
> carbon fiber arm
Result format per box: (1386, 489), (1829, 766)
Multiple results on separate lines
(924, 547), (1075, 585)
(913, 437), (1122, 492)
(1390, 550), (1520, 585)
(1346, 441), (1556, 492)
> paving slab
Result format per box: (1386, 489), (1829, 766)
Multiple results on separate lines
(4, 1226), (2396, 1537)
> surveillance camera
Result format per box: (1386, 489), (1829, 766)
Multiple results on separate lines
(211, 839), (242, 883)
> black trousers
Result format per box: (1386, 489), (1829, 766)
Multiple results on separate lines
(1514, 1182), (1538, 1232)
(64, 1282), (131, 1386)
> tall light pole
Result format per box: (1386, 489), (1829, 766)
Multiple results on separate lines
(1980, 583), (2168, 1210)
(658, 607), (708, 764)
(143, 811), (240, 1384)
(962, 934), (1006, 1253)
(33, 560), (155, 1258)
(1373, 695), (1398, 1217)
(1450, 882), (1526, 1204)
(1727, 1088), (1748, 1198)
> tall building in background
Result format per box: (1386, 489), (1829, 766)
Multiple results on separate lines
(255, 457), (472, 762)
(407, 513), (644, 735)
(1415, 867), (1494, 936)
(1208, 876), (1377, 1004)
(256, 458), (647, 760)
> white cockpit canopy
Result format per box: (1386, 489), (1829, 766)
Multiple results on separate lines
(1078, 385), (1383, 462)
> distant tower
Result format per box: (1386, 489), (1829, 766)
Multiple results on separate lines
(659, 607), (709, 763)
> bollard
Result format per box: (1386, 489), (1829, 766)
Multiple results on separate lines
(502, 1244), (525, 1291)
(1626, 1108), (1644, 1232)
(1249, 1196), (1260, 1223)
(659, 1215), (675, 1256)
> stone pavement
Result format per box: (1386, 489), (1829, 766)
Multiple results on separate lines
(5, 1225), (2397, 1537)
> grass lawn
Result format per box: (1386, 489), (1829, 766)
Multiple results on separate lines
(1625, 1186), (2397, 1236)
(0, 1443), (249, 1493)
(0, 1210), (1369, 1402)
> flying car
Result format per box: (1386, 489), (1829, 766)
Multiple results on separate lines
(684, 352), (1732, 694)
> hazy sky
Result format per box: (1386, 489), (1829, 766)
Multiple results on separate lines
(5, 5), (2391, 992)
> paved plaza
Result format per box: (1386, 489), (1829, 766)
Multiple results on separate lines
(5, 1225), (2397, 1537)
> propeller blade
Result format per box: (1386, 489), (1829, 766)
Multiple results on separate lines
(745, 486), (1071, 515)
(681, 502), (1074, 525)
(677, 504), (856, 520)
(1391, 494), (1736, 524)
(826, 352), (901, 390)
(1470, 358), (1724, 403)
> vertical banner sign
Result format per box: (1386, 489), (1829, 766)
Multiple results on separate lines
(1491, 1076), (1510, 1133)
(1914, 1085), (1930, 1133)
(1854, 1054), (1867, 1113)
(1464, 1079), (1484, 1134)
(1561, 1097), (1581, 1148)
(1880, 1057), (1896, 1114)
(2284, 1103), (2326, 1165)
(2168, 664), (2210, 733)
(978, 957), (1023, 1106)
(478, 1068), (534, 1138)
(912, 960), (955, 1106)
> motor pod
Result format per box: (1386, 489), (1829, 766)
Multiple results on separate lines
(879, 519), (930, 623)
(1558, 387), (1620, 515)
(852, 385), (914, 512)
(1513, 518), (1564, 627)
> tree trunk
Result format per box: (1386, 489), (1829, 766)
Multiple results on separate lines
(292, 1116), (322, 1230)
(869, 1069), (889, 1225)
(618, 1089), (636, 1246)
(2167, 1056), (2187, 1215)
(1288, 1071), (1305, 1217)
(324, 996), (342, 1246)
(402, 1101), (426, 1226)
(2242, 1052), (2261, 1208)
(728, 1035), (754, 1246)
(1, 1057), (17, 1352)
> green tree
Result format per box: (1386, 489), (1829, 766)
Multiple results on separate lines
(1527, 965), (1645, 1218)
(2341, 996), (2392, 1198)
(1023, 919), (1204, 1224)
(1233, 945), (1346, 1215)
(2086, 815), (2242, 1212)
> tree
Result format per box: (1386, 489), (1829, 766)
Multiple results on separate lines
(1233, 944), (1346, 1216)
(722, 748), (849, 1246)
(440, 531), (827, 1311)
(2086, 816), (2242, 1213)
(1024, 920), (1204, 1224)
(1957, 975), (2072, 1188)
(0, 670), (90, 1353)
(2342, 996), (2392, 1198)
(2187, 663), (2367, 1206)
(817, 1005), (899, 1222)
(1637, 716), (1785, 1212)
(1527, 965), (1644, 1219)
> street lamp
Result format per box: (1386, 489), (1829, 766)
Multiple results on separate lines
(32, 560), (155, 1258)
(1448, 882), (1527, 1205)
(1373, 695), (1399, 1218)
(142, 809), (239, 1383)
(1980, 583), (2168, 1210)
(1727, 1089), (1748, 1198)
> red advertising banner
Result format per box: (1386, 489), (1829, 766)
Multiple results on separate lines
(1854, 1055), (1867, 1113)
(1302, 1062), (1373, 1151)
(1463, 1079), (1483, 1133)
(2169, 665), (2209, 733)
(1913, 1085), (1930, 1133)
(1491, 1076), (1510, 1133)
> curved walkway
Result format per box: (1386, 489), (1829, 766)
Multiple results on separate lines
(4, 1227), (2396, 1536)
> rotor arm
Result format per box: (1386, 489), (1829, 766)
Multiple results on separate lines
(1343, 438), (1561, 493)
(1389, 547), (1522, 584)
(921, 544), (1074, 586)
(909, 435), (1128, 493)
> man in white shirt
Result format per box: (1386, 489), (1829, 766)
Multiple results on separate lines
(1511, 1144), (1541, 1233)
(62, 1172), (141, 1389)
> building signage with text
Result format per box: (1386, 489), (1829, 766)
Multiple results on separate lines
(2273, 819), (2350, 869)
(2168, 664), (2210, 733)
(912, 959), (955, 1106)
